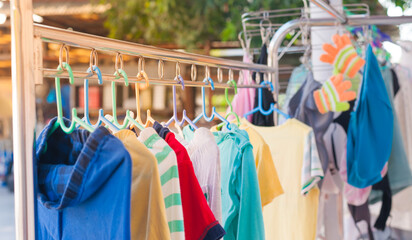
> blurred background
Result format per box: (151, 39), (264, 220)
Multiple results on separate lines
(1, 0), (412, 239)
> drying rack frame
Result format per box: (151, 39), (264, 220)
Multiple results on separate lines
(268, 15), (412, 95)
(9, 0), (412, 239)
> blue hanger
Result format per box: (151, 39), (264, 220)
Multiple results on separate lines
(82, 64), (119, 131)
(193, 77), (230, 126)
(165, 75), (198, 129)
(244, 81), (290, 119)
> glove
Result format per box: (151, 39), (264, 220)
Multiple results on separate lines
(313, 74), (356, 114)
(320, 34), (365, 78)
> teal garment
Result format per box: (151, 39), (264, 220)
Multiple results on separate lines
(347, 45), (393, 188)
(369, 67), (412, 203)
(183, 124), (265, 240)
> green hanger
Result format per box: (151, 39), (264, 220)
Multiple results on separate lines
(217, 78), (240, 130)
(109, 68), (144, 130)
(48, 62), (94, 137)
(224, 79), (240, 126)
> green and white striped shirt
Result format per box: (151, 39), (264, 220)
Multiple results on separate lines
(138, 127), (185, 240)
(301, 130), (324, 195)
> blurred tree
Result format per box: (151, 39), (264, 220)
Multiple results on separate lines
(101, 0), (410, 48)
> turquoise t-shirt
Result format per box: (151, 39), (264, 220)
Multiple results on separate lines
(183, 124), (265, 240)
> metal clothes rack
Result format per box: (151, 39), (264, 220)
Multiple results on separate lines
(240, 3), (370, 56)
(10, 0), (412, 239)
(11, 1), (276, 239)
(268, 15), (412, 95)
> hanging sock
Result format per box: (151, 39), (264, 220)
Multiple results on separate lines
(372, 174), (392, 230)
(320, 34), (365, 78)
(313, 74), (356, 114)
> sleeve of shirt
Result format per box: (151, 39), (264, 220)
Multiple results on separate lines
(301, 129), (324, 195)
(237, 144), (265, 240)
(256, 142), (284, 206)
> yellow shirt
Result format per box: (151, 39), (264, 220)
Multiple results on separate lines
(239, 118), (284, 206)
(241, 119), (320, 240)
(114, 130), (170, 240)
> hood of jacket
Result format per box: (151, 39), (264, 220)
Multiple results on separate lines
(35, 117), (128, 210)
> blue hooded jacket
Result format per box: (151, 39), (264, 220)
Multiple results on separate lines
(35, 117), (132, 240)
(347, 45), (394, 188)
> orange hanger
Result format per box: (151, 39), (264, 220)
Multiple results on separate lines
(133, 56), (155, 128)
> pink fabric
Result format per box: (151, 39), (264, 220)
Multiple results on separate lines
(227, 54), (256, 122)
(334, 122), (389, 206)
(340, 156), (388, 206)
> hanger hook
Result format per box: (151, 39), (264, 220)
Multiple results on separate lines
(137, 56), (149, 88)
(228, 70), (237, 94)
(260, 18), (272, 44)
(115, 52), (124, 73)
(205, 66), (212, 80)
(58, 44), (70, 69)
(262, 81), (274, 92)
(229, 68), (234, 82)
(176, 61), (181, 78)
(203, 76), (215, 91)
(217, 68), (223, 83)
(228, 80), (237, 94)
(138, 56), (145, 73)
(89, 49), (98, 69)
(158, 59), (164, 80)
(174, 75), (184, 90)
(191, 64), (197, 81)
(114, 53), (128, 86)
(56, 45), (74, 84)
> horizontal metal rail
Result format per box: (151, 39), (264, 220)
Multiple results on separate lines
(34, 24), (275, 73)
(42, 68), (266, 89)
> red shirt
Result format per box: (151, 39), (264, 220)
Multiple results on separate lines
(164, 131), (225, 240)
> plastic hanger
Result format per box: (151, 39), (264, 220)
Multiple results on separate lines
(49, 45), (94, 136)
(81, 49), (119, 132)
(165, 63), (198, 129)
(109, 53), (144, 130)
(133, 56), (155, 128)
(224, 77), (240, 125)
(193, 67), (230, 127)
(217, 70), (240, 130)
(243, 81), (290, 119)
(83, 65), (119, 132)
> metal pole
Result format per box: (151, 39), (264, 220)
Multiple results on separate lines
(41, 69), (266, 89)
(268, 15), (412, 91)
(310, 0), (347, 23)
(10, 0), (37, 239)
(33, 24), (275, 74)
